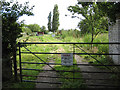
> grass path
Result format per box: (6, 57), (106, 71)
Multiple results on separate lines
(35, 60), (60, 88)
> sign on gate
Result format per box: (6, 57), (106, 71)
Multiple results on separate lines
(61, 53), (73, 66)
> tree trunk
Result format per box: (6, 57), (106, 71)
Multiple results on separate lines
(11, 42), (18, 81)
(91, 25), (94, 49)
(2, 57), (13, 81)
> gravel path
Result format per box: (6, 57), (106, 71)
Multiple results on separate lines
(75, 55), (119, 88)
(35, 60), (60, 88)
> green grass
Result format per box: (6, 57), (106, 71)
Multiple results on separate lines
(54, 57), (86, 88)
(11, 34), (86, 88)
(7, 32), (111, 88)
(11, 35), (61, 88)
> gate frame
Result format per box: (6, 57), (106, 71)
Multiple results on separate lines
(18, 42), (120, 87)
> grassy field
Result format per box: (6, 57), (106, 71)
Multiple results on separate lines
(6, 32), (112, 88)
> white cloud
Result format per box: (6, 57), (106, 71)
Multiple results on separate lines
(17, 0), (83, 30)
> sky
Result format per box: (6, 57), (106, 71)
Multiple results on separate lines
(17, 0), (83, 30)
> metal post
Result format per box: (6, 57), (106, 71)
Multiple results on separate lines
(73, 44), (75, 82)
(18, 42), (22, 82)
(13, 43), (18, 81)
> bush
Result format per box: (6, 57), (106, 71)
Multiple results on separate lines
(97, 44), (109, 54)
(60, 29), (81, 39)
(81, 33), (110, 65)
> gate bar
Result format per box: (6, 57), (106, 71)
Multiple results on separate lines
(19, 42), (120, 44)
(22, 74), (118, 81)
(18, 42), (22, 82)
(21, 52), (120, 55)
(83, 83), (120, 87)
(21, 62), (120, 66)
(22, 68), (120, 73)
(22, 80), (62, 84)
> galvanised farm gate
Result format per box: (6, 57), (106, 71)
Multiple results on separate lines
(18, 42), (120, 88)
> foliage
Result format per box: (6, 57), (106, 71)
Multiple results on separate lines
(60, 29), (81, 40)
(52, 4), (59, 32)
(41, 25), (48, 34)
(22, 26), (32, 35)
(2, 0), (34, 81)
(54, 65), (86, 88)
(76, 2), (120, 23)
(47, 11), (52, 31)
(68, 2), (108, 44)
(2, 0), (34, 54)
(26, 24), (41, 32)
(97, 2), (120, 23)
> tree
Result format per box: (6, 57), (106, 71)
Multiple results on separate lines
(26, 24), (41, 32)
(52, 4), (59, 32)
(41, 26), (47, 34)
(96, 2), (120, 23)
(2, 0), (34, 81)
(77, 19), (90, 34)
(68, 2), (108, 48)
(22, 26), (32, 35)
(47, 11), (52, 31)
(76, 2), (120, 23)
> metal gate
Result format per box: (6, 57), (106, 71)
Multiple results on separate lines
(18, 42), (120, 88)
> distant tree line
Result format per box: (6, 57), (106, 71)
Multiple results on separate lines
(22, 24), (47, 35)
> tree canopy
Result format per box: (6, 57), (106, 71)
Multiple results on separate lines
(68, 2), (108, 44)
(26, 24), (41, 32)
(2, 1), (34, 55)
(76, 2), (120, 23)
(47, 11), (52, 31)
(22, 26), (32, 35)
(52, 4), (59, 32)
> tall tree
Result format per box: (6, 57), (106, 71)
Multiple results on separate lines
(52, 4), (59, 32)
(2, 0), (34, 81)
(47, 11), (52, 31)
(68, 2), (108, 47)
